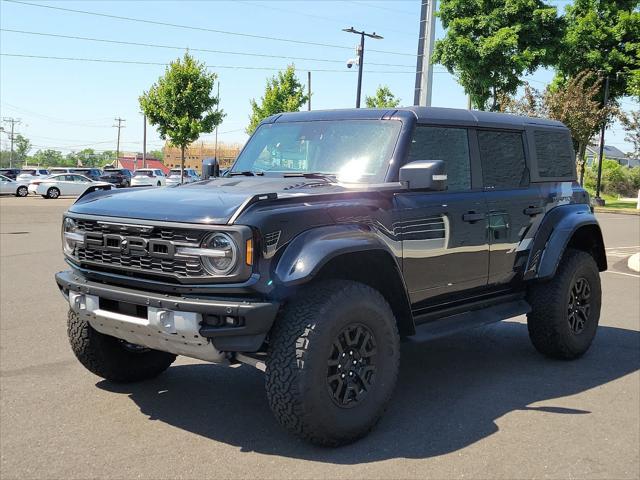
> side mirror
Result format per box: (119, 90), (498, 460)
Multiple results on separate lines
(399, 160), (447, 191)
(202, 157), (220, 179)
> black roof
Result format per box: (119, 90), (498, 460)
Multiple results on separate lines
(270, 106), (566, 130)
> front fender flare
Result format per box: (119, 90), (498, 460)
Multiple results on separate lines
(274, 224), (399, 286)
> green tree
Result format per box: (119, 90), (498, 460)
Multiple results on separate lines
(544, 71), (613, 185)
(365, 85), (401, 108)
(432, 0), (563, 111)
(556, 0), (640, 103)
(149, 149), (164, 161)
(139, 52), (223, 182)
(247, 65), (308, 134)
(32, 149), (64, 167)
(14, 134), (31, 166)
(628, 69), (640, 101)
(67, 148), (100, 167)
(619, 110), (640, 159)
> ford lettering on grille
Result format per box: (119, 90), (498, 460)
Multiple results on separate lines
(84, 232), (176, 258)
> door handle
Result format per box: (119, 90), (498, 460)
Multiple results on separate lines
(462, 212), (485, 223)
(524, 206), (544, 216)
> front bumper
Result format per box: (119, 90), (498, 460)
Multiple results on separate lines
(55, 270), (280, 359)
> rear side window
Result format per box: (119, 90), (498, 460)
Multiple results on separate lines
(478, 130), (528, 189)
(534, 130), (574, 178)
(408, 126), (471, 191)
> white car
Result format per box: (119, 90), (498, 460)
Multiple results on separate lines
(165, 168), (201, 186)
(16, 168), (50, 183)
(33, 174), (111, 199)
(130, 168), (166, 187)
(0, 175), (29, 197)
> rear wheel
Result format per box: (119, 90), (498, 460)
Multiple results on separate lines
(157, 181), (161, 186)
(265, 280), (400, 446)
(527, 249), (601, 359)
(67, 310), (176, 383)
(46, 187), (60, 199)
(15, 186), (28, 197)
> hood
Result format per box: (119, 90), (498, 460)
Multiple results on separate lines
(68, 177), (356, 224)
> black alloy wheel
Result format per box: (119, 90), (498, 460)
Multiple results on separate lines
(327, 324), (377, 408)
(568, 277), (591, 334)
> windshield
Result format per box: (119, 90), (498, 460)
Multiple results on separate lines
(169, 169), (190, 176)
(134, 170), (154, 177)
(231, 120), (402, 183)
(19, 170), (37, 175)
(103, 169), (124, 175)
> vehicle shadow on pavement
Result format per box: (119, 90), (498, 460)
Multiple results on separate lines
(97, 321), (639, 463)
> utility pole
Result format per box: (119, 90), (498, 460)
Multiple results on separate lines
(214, 81), (220, 162)
(142, 114), (147, 169)
(113, 117), (126, 163)
(594, 74), (612, 206)
(307, 71), (311, 111)
(343, 27), (383, 108)
(414, 0), (437, 106)
(2, 118), (21, 168)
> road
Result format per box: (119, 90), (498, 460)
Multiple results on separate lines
(1, 196), (638, 479)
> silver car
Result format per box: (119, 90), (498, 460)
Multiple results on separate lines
(0, 174), (29, 197)
(165, 168), (201, 186)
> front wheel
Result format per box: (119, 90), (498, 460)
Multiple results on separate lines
(46, 187), (60, 199)
(156, 181), (161, 186)
(265, 280), (400, 446)
(527, 249), (602, 359)
(67, 310), (176, 383)
(15, 186), (28, 197)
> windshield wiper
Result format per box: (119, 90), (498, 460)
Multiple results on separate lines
(283, 172), (337, 182)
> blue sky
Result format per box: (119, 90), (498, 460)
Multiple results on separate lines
(0, 0), (637, 156)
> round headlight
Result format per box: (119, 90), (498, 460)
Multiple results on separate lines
(62, 217), (79, 255)
(201, 232), (238, 275)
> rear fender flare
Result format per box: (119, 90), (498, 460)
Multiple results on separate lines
(525, 204), (606, 280)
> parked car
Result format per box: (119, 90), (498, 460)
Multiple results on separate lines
(165, 168), (200, 186)
(48, 167), (76, 176)
(0, 174), (29, 197)
(130, 168), (166, 187)
(16, 168), (49, 183)
(99, 168), (132, 188)
(56, 107), (606, 447)
(0, 168), (21, 180)
(72, 168), (102, 181)
(34, 173), (111, 199)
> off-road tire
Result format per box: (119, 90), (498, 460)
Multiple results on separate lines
(265, 280), (400, 446)
(15, 186), (28, 197)
(46, 187), (60, 199)
(67, 309), (176, 382)
(527, 249), (601, 359)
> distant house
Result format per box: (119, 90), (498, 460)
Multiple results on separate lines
(112, 154), (169, 174)
(586, 145), (640, 168)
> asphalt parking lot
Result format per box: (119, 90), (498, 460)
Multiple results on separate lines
(1, 195), (638, 480)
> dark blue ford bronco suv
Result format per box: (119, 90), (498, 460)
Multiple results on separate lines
(56, 107), (606, 446)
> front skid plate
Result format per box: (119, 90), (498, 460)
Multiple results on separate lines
(69, 291), (226, 362)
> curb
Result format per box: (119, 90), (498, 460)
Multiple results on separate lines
(594, 207), (640, 216)
(628, 253), (640, 273)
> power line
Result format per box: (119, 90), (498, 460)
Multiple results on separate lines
(0, 28), (416, 68)
(5, 0), (416, 57)
(236, 0), (416, 38)
(0, 53), (428, 74)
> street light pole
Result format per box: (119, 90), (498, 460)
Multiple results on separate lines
(594, 74), (611, 206)
(342, 27), (383, 108)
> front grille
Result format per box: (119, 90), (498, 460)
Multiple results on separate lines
(72, 218), (208, 279)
